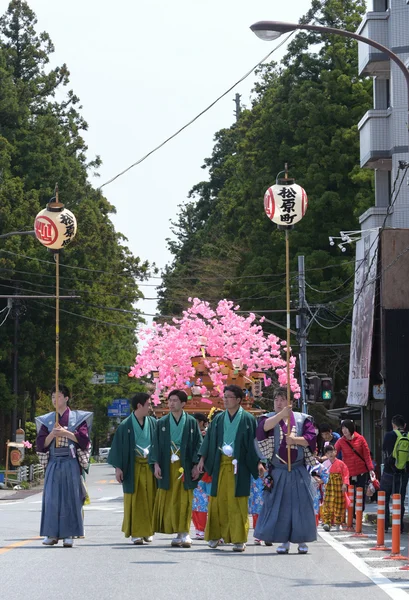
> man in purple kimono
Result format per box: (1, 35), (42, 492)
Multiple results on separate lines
(254, 387), (317, 554)
(36, 384), (92, 548)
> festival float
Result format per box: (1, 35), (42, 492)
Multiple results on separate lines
(129, 298), (300, 416)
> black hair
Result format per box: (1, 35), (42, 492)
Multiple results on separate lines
(392, 414), (406, 429)
(51, 384), (70, 399)
(193, 412), (208, 423)
(341, 419), (355, 435)
(273, 386), (294, 402)
(319, 423), (332, 434)
(324, 444), (335, 454)
(167, 389), (188, 403)
(131, 392), (151, 411)
(224, 385), (244, 401)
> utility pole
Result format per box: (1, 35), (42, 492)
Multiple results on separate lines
(10, 296), (20, 442)
(233, 93), (242, 121)
(297, 255), (308, 413)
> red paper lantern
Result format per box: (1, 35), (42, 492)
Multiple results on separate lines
(264, 182), (308, 227)
(34, 206), (77, 250)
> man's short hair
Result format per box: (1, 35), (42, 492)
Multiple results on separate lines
(167, 389), (188, 403)
(224, 385), (244, 401)
(193, 412), (207, 423)
(392, 414), (406, 430)
(131, 392), (151, 410)
(273, 386), (294, 403)
(51, 384), (70, 399)
(319, 423), (332, 434)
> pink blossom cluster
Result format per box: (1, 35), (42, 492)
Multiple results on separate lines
(129, 298), (300, 405)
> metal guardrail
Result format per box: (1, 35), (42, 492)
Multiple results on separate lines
(15, 464), (44, 483)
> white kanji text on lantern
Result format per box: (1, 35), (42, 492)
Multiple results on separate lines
(34, 207), (77, 250)
(264, 183), (308, 226)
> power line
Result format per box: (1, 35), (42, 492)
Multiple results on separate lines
(306, 165), (409, 330)
(98, 33), (295, 190)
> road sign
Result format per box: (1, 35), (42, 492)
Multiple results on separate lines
(107, 398), (129, 417)
(91, 372), (105, 384)
(119, 399), (130, 416)
(105, 371), (119, 384)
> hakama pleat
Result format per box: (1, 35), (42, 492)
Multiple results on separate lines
(205, 455), (249, 543)
(254, 462), (317, 544)
(40, 455), (85, 539)
(122, 457), (156, 538)
(153, 459), (193, 534)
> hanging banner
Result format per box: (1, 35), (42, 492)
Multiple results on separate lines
(347, 229), (379, 406)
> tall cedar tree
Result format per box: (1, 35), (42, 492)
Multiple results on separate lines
(157, 0), (374, 404)
(0, 1), (149, 456)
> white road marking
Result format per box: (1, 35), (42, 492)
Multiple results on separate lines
(320, 531), (409, 600)
(94, 496), (121, 502)
(341, 540), (377, 545)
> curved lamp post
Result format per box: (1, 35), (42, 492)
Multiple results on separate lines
(250, 21), (409, 150)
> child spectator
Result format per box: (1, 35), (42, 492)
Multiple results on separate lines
(322, 444), (349, 532)
(310, 462), (329, 526)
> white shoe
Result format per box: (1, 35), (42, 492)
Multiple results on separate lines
(233, 543), (246, 552)
(276, 542), (290, 554)
(42, 537), (58, 546)
(254, 539), (262, 545)
(143, 536), (153, 543)
(181, 534), (192, 548)
(208, 539), (220, 549)
(132, 537), (143, 545)
(63, 538), (73, 548)
(298, 544), (308, 554)
(195, 531), (205, 540)
(171, 535), (183, 547)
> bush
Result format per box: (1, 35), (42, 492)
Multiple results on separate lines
(21, 453), (39, 466)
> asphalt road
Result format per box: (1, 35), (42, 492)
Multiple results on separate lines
(1, 464), (409, 600)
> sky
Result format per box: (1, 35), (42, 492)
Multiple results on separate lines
(26, 0), (313, 322)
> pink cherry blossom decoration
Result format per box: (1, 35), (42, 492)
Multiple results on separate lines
(130, 298), (300, 402)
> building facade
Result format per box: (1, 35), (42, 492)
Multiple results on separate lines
(347, 1), (409, 454)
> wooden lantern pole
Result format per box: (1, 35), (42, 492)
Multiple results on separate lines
(283, 165), (292, 472)
(55, 247), (60, 438)
(263, 164), (308, 472)
(34, 183), (77, 447)
(285, 226), (292, 472)
(52, 185), (61, 444)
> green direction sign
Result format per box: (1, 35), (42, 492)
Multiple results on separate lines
(105, 371), (119, 384)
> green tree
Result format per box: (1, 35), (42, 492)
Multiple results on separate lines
(0, 1), (150, 457)
(158, 0), (373, 402)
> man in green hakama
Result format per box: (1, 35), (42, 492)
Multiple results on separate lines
(108, 392), (157, 545)
(197, 385), (262, 552)
(150, 389), (202, 548)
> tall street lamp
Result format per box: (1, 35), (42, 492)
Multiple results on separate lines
(250, 21), (409, 152)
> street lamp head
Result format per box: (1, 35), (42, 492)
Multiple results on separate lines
(250, 21), (297, 41)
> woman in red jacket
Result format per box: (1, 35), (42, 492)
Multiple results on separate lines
(335, 420), (374, 513)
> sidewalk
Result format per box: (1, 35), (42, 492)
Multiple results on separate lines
(0, 484), (43, 501)
(364, 497), (409, 531)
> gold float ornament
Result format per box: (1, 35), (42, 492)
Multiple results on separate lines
(34, 197), (77, 250)
(264, 182), (308, 227)
(10, 448), (22, 466)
